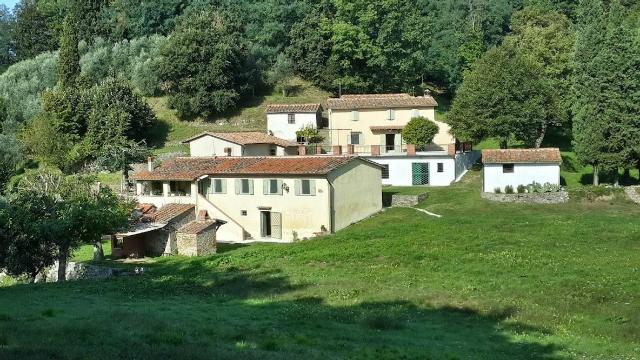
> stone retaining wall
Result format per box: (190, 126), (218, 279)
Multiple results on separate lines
(35, 262), (131, 283)
(624, 186), (640, 204)
(481, 191), (569, 204)
(391, 193), (429, 207)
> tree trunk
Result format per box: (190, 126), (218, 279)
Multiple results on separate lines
(534, 122), (547, 148)
(57, 250), (68, 283)
(593, 165), (599, 186)
(93, 240), (104, 261)
(499, 139), (508, 149)
(613, 170), (620, 187)
(282, 88), (287, 97)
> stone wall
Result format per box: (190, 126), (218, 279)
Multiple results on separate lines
(390, 193), (429, 207)
(481, 191), (569, 204)
(176, 230), (217, 256)
(624, 186), (640, 204)
(35, 262), (130, 283)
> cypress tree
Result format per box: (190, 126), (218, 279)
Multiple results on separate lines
(572, 0), (607, 185)
(58, 15), (80, 89)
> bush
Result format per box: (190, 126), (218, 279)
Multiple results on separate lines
(401, 117), (439, 146)
(494, 187), (502, 194)
(517, 184), (526, 193)
(504, 185), (514, 194)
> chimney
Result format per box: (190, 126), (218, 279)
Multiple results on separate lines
(147, 156), (156, 172)
(197, 210), (209, 221)
(447, 143), (456, 157)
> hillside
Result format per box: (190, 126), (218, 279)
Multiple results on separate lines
(2, 170), (639, 359)
(146, 77), (332, 155)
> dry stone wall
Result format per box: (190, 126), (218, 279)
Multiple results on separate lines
(481, 191), (569, 204)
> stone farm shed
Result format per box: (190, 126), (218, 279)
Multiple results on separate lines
(113, 204), (225, 258)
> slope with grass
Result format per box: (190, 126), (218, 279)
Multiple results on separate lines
(1, 169), (639, 359)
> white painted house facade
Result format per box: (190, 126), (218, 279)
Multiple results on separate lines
(133, 156), (383, 243)
(266, 103), (323, 142)
(183, 132), (299, 157)
(482, 148), (562, 193)
(325, 93), (478, 186)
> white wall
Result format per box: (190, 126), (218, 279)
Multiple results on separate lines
(267, 113), (318, 141)
(368, 156), (456, 186)
(454, 151), (481, 181)
(483, 163), (561, 193)
(189, 136), (242, 157)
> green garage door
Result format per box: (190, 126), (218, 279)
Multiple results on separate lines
(412, 163), (430, 185)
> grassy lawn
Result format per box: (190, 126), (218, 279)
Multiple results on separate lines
(1, 170), (639, 359)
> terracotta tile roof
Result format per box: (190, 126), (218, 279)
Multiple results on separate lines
(266, 103), (322, 114)
(482, 148), (562, 164)
(154, 204), (195, 224)
(178, 220), (225, 235)
(132, 156), (370, 181)
(370, 125), (405, 134)
(182, 132), (299, 148)
(327, 93), (438, 110)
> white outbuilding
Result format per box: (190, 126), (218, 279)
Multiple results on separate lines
(482, 148), (562, 193)
(266, 103), (323, 142)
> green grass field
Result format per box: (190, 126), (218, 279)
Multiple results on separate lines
(1, 170), (638, 359)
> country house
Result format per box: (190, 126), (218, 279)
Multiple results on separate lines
(482, 148), (562, 193)
(266, 103), (324, 141)
(132, 156), (383, 242)
(182, 131), (299, 157)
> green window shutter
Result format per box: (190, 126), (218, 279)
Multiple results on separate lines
(294, 179), (302, 195)
(235, 179), (240, 194)
(309, 180), (316, 196)
(221, 179), (227, 194)
(249, 180), (254, 194)
(277, 180), (283, 195)
(263, 179), (269, 194)
(352, 111), (359, 121)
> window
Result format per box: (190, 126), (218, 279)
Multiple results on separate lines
(241, 210), (247, 216)
(236, 179), (254, 195)
(296, 179), (316, 196)
(288, 113), (295, 124)
(351, 110), (359, 121)
(142, 181), (163, 196)
(269, 147), (277, 156)
(411, 109), (420, 118)
(169, 181), (191, 196)
(381, 164), (390, 179)
(264, 179), (282, 195)
(211, 179), (226, 194)
(386, 109), (395, 121)
(350, 132), (362, 145)
(437, 163), (444, 173)
(224, 147), (232, 156)
(503, 164), (515, 173)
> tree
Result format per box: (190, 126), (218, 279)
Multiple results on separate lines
(0, 133), (24, 192)
(503, 5), (575, 144)
(296, 125), (325, 144)
(156, 9), (250, 118)
(447, 46), (553, 148)
(572, 0), (640, 185)
(268, 53), (295, 97)
(13, 0), (58, 61)
(402, 117), (440, 146)
(0, 5), (15, 71)
(7, 168), (133, 281)
(57, 14), (80, 89)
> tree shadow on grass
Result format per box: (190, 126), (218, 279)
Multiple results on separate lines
(0, 263), (566, 360)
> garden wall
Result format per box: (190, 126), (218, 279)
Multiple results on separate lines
(390, 193), (429, 207)
(481, 191), (569, 204)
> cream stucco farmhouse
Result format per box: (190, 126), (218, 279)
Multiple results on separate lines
(183, 131), (300, 157)
(132, 156), (383, 243)
(325, 93), (479, 186)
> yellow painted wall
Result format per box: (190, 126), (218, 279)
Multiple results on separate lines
(328, 107), (453, 147)
(328, 159), (382, 231)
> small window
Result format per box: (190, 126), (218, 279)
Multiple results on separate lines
(211, 179), (226, 194)
(269, 147), (277, 156)
(411, 109), (420, 118)
(350, 132), (362, 145)
(288, 113), (295, 124)
(503, 164), (515, 173)
(241, 210), (247, 216)
(224, 147), (232, 156)
(437, 163), (444, 173)
(386, 109), (395, 120)
(236, 179), (254, 195)
(264, 179), (282, 195)
(351, 110), (359, 121)
(296, 179), (316, 196)
(381, 164), (390, 179)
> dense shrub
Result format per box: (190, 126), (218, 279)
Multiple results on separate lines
(494, 187), (502, 194)
(517, 184), (526, 193)
(504, 185), (514, 194)
(402, 117), (439, 146)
